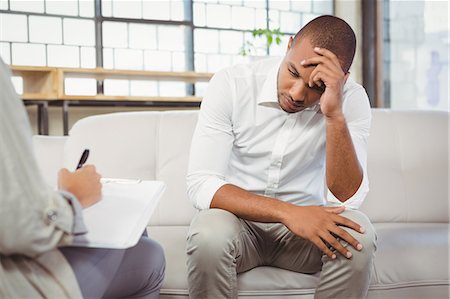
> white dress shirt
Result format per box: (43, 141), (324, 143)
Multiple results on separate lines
(187, 57), (371, 211)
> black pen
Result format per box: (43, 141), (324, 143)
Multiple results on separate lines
(76, 149), (90, 170)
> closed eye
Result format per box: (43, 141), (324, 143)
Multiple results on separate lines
(288, 69), (300, 78)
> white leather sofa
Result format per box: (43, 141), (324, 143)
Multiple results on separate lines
(33, 109), (449, 299)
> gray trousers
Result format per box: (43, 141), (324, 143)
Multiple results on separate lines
(61, 236), (165, 299)
(186, 208), (377, 299)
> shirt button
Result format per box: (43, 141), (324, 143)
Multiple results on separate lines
(46, 209), (58, 222)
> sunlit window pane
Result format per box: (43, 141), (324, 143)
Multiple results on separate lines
(193, 2), (206, 26)
(170, 0), (185, 21)
(219, 30), (243, 54)
(10, 0), (44, 13)
(143, 0), (171, 20)
(12, 43), (46, 66)
(144, 50), (172, 71)
(79, 0), (95, 17)
(0, 13), (28, 42)
(279, 11), (301, 33)
(242, 0), (265, 9)
(0, 0), (8, 10)
(45, 0), (78, 16)
(194, 29), (219, 53)
(206, 4), (231, 28)
(103, 21), (128, 48)
(268, 9), (279, 30)
(157, 26), (185, 51)
(29, 16), (62, 44)
(48, 45), (79, 67)
(65, 78), (97, 95)
(64, 18), (95, 46)
(80, 46), (96, 68)
(103, 48), (114, 68)
(312, 0), (333, 14)
(129, 23), (157, 50)
(104, 79), (129, 96)
(130, 80), (158, 96)
(302, 13), (321, 26)
(102, 0), (113, 16)
(291, 0), (311, 12)
(114, 48), (143, 70)
(112, 0), (142, 19)
(159, 81), (186, 97)
(231, 6), (255, 30)
(269, 0), (289, 11)
(194, 53), (207, 72)
(172, 51), (186, 71)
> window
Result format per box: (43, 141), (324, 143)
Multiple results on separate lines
(382, 0), (449, 111)
(0, 0), (334, 97)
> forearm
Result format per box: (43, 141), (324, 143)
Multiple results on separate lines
(325, 115), (363, 201)
(210, 184), (293, 223)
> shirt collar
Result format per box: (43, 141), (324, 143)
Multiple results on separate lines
(256, 59), (280, 107)
(256, 58), (319, 112)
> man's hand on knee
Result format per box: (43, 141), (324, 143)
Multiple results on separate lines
(281, 205), (365, 259)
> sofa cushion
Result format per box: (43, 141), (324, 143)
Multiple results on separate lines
(148, 223), (449, 297)
(371, 222), (449, 288)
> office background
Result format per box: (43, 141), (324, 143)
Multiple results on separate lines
(0, 0), (448, 135)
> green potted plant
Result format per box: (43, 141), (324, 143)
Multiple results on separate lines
(239, 28), (283, 57)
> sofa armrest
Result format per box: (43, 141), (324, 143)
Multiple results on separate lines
(32, 135), (68, 188)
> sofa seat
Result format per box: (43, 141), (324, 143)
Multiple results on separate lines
(149, 223), (450, 298)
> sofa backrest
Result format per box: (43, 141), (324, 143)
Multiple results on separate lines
(61, 109), (448, 225)
(63, 111), (199, 226)
(360, 109), (448, 223)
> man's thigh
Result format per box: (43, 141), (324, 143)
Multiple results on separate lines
(187, 208), (266, 273)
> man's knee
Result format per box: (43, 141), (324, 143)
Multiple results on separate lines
(340, 209), (377, 271)
(187, 209), (243, 262)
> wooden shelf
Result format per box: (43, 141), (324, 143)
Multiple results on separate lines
(9, 65), (211, 135)
(59, 95), (202, 102)
(60, 67), (212, 83)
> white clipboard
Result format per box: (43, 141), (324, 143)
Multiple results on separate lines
(71, 179), (165, 249)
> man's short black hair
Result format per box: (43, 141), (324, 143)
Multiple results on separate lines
(293, 15), (356, 73)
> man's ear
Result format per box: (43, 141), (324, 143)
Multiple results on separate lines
(287, 36), (294, 52)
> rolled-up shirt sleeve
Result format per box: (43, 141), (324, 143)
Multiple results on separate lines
(326, 87), (372, 209)
(187, 70), (235, 210)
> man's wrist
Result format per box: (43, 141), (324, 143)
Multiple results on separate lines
(325, 112), (346, 124)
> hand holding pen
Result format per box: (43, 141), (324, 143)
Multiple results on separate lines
(58, 148), (102, 208)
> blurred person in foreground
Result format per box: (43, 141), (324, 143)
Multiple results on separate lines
(0, 58), (165, 299)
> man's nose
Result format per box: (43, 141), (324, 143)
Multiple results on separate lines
(289, 80), (306, 101)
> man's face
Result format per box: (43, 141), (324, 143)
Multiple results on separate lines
(277, 37), (325, 113)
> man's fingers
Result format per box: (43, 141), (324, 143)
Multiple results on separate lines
(313, 47), (342, 69)
(312, 237), (336, 259)
(330, 225), (363, 252)
(334, 214), (365, 234)
(321, 232), (352, 259)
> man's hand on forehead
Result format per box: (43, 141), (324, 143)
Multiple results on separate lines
(300, 47), (346, 91)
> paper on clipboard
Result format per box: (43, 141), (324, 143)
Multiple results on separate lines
(71, 179), (165, 249)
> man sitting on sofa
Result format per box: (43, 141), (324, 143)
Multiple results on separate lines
(0, 58), (165, 299)
(186, 15), (377, 299)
